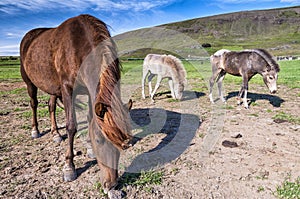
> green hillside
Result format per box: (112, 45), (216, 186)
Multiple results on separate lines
(114, 6), (300, 57)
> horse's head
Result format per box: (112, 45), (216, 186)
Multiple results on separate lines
(262, 69), (278, 94)
(174, 82), (185, 100)
(89, 99), (133, 192)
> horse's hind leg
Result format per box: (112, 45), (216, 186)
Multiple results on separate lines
(209, 68), (222, 103)
(142, 69), (148, 99)
(26, 82), (40, 138)
(216, 70), (226, 103)
(48, 95), (63, 143)
(147, 73), (155, 99)
(150, 75), (162, 102)
(237, 75), (249, 108)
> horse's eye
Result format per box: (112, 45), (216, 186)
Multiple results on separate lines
(269, 76), (273, 80)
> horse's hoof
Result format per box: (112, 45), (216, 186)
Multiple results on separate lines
(63, 165), (77, 182)
(31, 130), (40, 139)
(108, 189), (123, 199)
(87, 148), (96, 159)
(53, 135), (63, 143)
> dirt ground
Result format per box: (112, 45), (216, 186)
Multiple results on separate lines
(0, 80), (299, 199)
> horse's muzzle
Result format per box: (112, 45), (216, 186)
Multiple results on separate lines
(270, 90), (277, 94)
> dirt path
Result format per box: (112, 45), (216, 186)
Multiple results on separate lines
(0, 81), (299, 198)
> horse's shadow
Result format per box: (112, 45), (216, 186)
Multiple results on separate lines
(226, 91), (285, 107)
(155, 90), (205, 101)
(183, 90), (205, 101)
(118, 107), (200, 188)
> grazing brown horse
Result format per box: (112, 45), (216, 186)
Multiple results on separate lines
(209, 49), (280, 108)
(20, 14), (132, 192)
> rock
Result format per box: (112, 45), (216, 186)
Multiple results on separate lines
(290, 125), (300, 131)
(222, 140), (238, 148)
(231, 133), (243, 139)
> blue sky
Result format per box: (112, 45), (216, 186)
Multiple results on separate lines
(0, 0), (299, 56)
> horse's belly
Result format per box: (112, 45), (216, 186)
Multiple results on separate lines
(24, 62), (62, 96)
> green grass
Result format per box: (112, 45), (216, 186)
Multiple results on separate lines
(272, 111), (300, 124)
(119, 170), (163, 192)
(276, 177), (300, 199)
(20, 105), (63, 119)
(0, 87), (27, 95)
(1, 58), (298, 89)
(0, 58), (21, 81)
(277, 60), (300, 89)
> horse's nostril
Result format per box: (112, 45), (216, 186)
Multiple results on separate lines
(271, 90), (277, 94)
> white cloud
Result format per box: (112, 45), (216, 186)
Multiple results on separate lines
(0, 0), (176, 14)
(0, 44), (20, 56)
(280, 0), (300, 3)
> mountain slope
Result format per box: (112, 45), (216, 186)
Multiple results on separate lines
(114, 6), (300, 57)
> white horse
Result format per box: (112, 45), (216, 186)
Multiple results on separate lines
(142, 54), (187, 101)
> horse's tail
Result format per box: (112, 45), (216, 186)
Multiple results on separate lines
(210, 50), (230, 71)
(143, 54), (152, 71)
(167, 55), (187, 84)
(247, 49), (280, 72)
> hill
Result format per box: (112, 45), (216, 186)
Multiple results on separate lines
(114, 6), (300, 57)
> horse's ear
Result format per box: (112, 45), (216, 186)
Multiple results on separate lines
(125, 99), (133, 111)
(95, 102), (107, 119)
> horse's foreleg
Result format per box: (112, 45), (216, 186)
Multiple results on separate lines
(151, 75), (162, 102)
(86, 96), (95, 159)
(168, 79), (175, 99)
(242, 79), (249, 109)
(49, 95), (62, 143)
(243, 89), (249, 109)
(27, 83), (40, 138)
(237, 87), (244, 106)
(142, 69), (148, 99)
(148, 74), (155, 100)
(62, 86), (77, 182)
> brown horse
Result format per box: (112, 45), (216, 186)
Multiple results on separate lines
(209, 49), (280, 108)
(20, 14), (132, 192)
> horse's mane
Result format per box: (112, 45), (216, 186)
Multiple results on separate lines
(245, 49), (280, 72)
(79, 14), (131, 150)
(164, 55), (187, 85)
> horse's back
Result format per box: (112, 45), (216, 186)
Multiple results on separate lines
(20, 14), (111, 96)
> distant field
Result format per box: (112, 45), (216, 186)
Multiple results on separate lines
(120, 59), (300, 89)
(0, 59), (299, 89)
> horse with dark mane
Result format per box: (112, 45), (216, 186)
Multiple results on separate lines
(142, 54), (187, 101)
(209, 49), (280, 108)
(20, 14), (132, 193)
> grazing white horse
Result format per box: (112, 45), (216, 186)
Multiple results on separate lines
(142, 54), (187, 101)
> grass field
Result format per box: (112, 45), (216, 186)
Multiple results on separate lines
(0, 58), (299, 89)
(0, 57), (299, 198)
